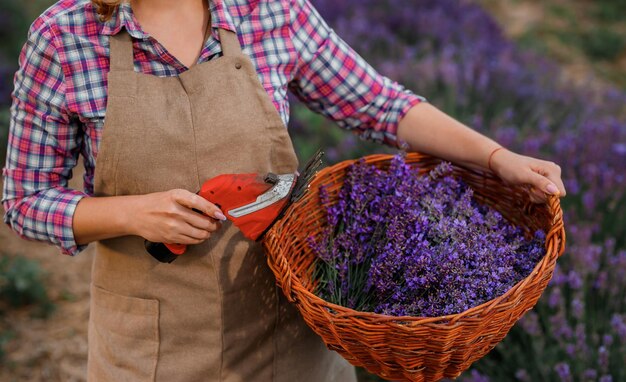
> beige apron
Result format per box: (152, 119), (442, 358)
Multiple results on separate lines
(88, 28), (356, 382)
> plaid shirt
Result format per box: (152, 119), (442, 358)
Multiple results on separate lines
(2, 0), (424, 256)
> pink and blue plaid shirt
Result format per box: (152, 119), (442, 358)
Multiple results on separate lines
(2, 0), (424, 256)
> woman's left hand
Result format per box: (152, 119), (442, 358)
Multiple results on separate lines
(489, 148), (567, 203)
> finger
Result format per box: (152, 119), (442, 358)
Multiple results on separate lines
(524, 169), (561, 197)
(527, 185), (549, 204)
(181, 209), (221, 232)
(179, 223), (213, 241)
(172, 189), (227, 221)
(530, 161), (566, 196)
(161, 219), (212, 243)
(544, 164), (567, 197)
(166, 233), (209, 246)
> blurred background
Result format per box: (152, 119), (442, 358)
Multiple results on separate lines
(1, 0), (625, 381)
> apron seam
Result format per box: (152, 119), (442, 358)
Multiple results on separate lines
(272, 285), (280, 382)
(152, 302), (160, 382)
(208, 250), (226, 381)
(178, 78), (203, 190)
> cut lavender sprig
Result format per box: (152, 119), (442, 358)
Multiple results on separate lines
(309, 156), (545, 317)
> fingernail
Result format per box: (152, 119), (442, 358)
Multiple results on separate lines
(546, 184), (559, 195)
(214, 211), (227, 221)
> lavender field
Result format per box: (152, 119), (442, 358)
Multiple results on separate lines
(0, 0), (624, 381)
(289, 1), (625, 381)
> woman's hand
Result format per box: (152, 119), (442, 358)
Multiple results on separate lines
(127, 189), (226, 245)
(73, 188), (226, 246)
(489, 149), (567, 203)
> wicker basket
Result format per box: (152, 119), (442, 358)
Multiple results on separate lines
(263, 152), (565, 382)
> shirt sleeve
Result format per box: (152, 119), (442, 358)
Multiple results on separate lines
(1, 21), (89, 256)
(288, 0), (427, 148)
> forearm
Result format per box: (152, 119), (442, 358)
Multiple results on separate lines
(73, 195), (137, 245)
(397, 103), (501, 171)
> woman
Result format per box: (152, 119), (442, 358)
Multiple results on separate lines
(2, 0), (566, 380)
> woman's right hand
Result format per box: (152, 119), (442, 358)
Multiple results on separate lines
(128, 189), (227, 245)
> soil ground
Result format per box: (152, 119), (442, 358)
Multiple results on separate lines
(477, 0), (626, 90)
(1, 169), (91, 382)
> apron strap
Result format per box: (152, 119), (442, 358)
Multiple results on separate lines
(218, 28), (243, 56)
(109, 30), (134, 72)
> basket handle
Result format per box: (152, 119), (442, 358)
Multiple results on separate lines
(547, 194), (566, 258)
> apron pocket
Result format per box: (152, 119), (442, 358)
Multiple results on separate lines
(88, 284), (159, 382)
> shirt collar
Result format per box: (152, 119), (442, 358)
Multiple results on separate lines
(99, 0), (239, 38)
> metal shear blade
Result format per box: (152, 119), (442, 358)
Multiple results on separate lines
(227, 173), (295, 217)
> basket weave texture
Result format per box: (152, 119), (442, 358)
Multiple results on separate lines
(263, 152), (566, 382)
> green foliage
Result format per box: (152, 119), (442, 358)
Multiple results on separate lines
(0, 253), (54, 364)
(547, 4), (575, 20)
(0, 0), (58, 107)
(592, 0), (626, 22)
(0, 330), (14, 362)
(290, 105), (397, 166)
(516, 30), (551, 56)
(0, 0), (32, 60)
(357, 367), (385, 381)
(0, 254), (54, 317)
(1, 107), (9, 166)
(580, 27), (626, 61)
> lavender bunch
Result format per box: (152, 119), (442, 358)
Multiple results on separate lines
(308, 156), (545, 317)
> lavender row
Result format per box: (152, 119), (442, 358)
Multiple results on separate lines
(290, 1), (626, 380)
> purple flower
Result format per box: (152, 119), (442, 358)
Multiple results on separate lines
(519, 311), (541, 336)
(568, 271), (583, 290)
(514, 369), (530, 382)
(571, 298), (584, 320)
(294, 1), (626, 379)
(554, 362), (572, 382)
(465, 370), (490, 382)
(548, 288), (563, 309)
(582, 369), (598, 381)
(610, 315), (626, 342)
(309, 157), (545, 317)
(598, 346), (609, 373)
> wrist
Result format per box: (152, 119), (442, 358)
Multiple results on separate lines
(117, 195), (141, 237)
(487, 147), (505, 172)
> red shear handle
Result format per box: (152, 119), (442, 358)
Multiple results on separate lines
(145, 234), (191, 263)
(198, 173), (270, 211)
(165, 243), (187, 255)
(199, 173), (289, 241)
(146, 172), (285, 263)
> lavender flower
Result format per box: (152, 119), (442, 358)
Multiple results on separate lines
(554, 363), (572, 382)
(610, 315), (626, 342)
(515, 369), (531, 382)
(309, 156), (545, 317)
(583, 369), (598, 381)
(290, 1), (626, 380)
